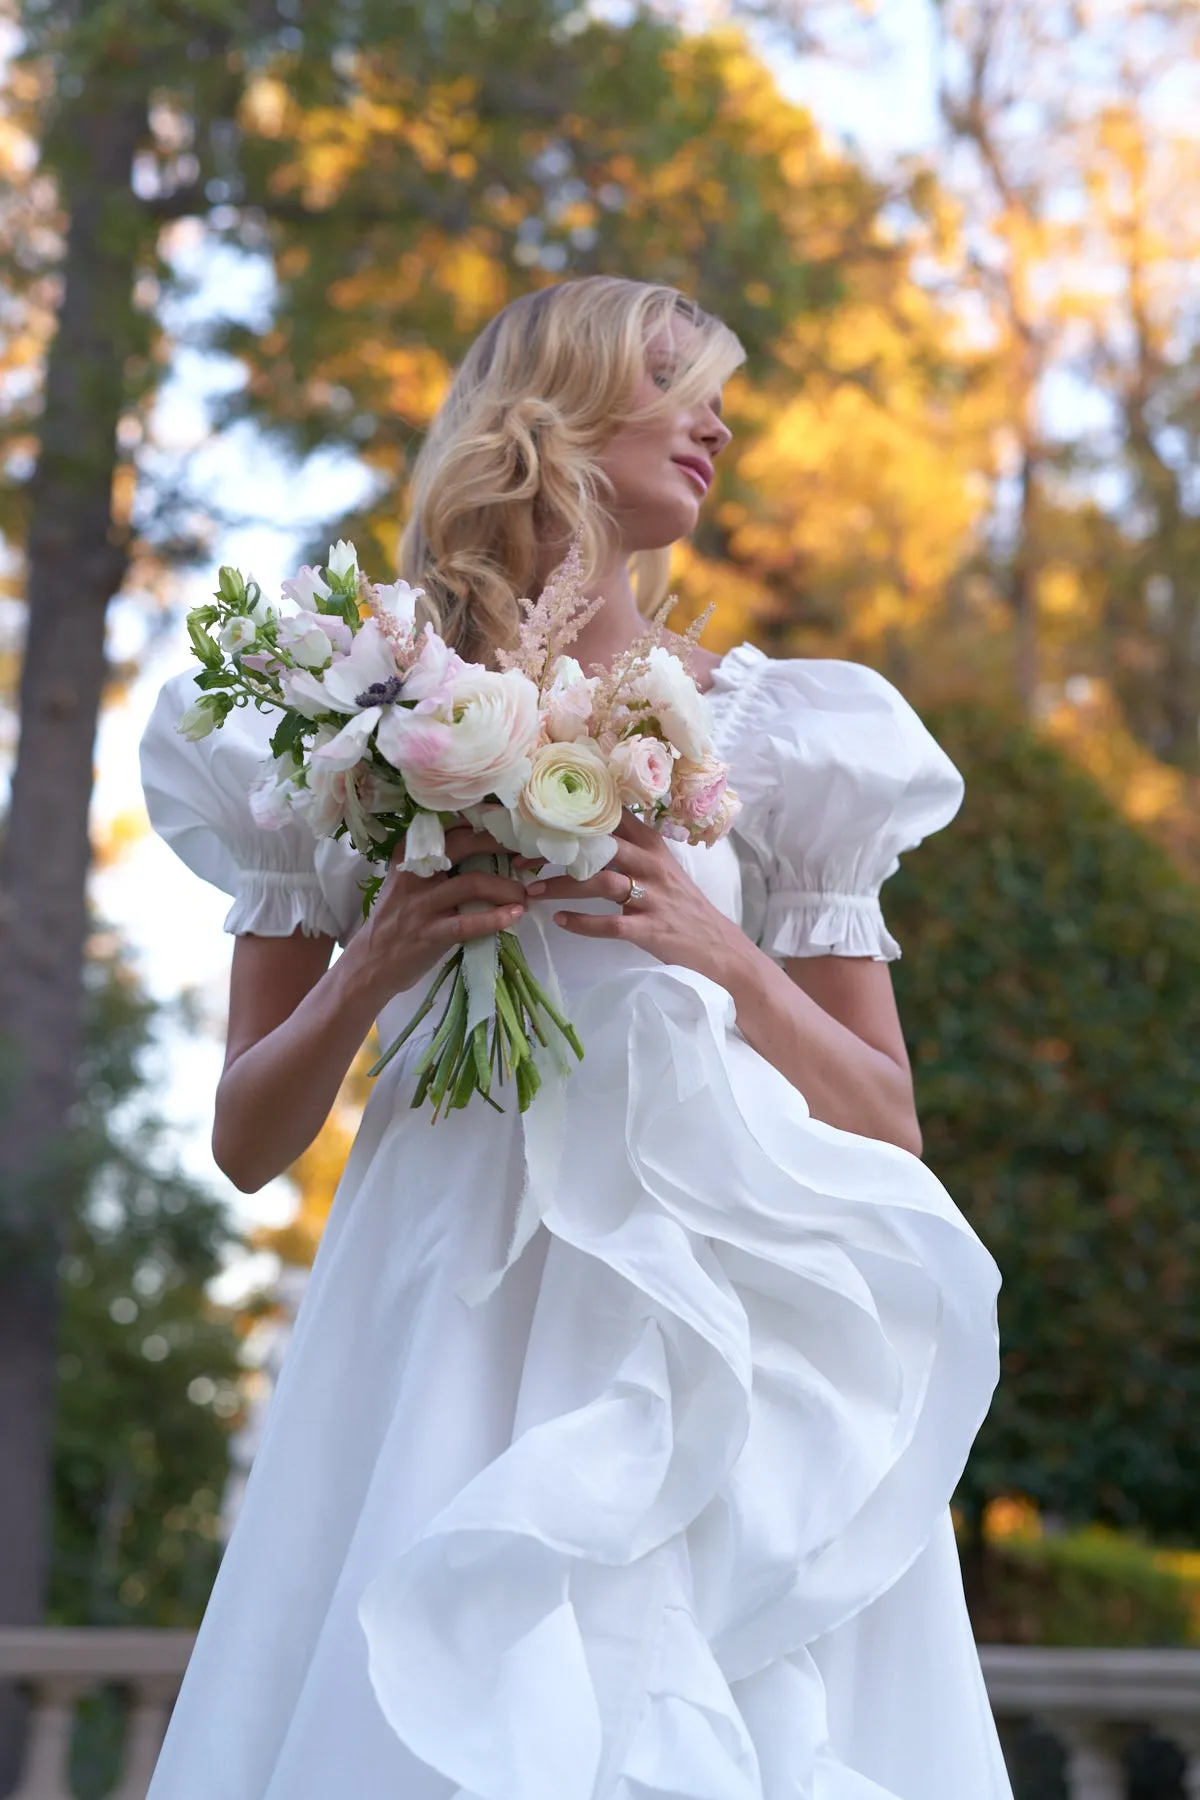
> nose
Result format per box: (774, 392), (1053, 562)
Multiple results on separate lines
(695, 404), (731, 457)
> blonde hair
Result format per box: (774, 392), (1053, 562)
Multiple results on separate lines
(398, 276), (744, 664)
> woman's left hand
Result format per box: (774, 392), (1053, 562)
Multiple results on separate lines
(524, 810), (744, 986)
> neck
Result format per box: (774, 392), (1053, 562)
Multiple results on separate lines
(540, 539), (647, 673)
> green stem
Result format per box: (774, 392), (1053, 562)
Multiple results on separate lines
(367, 953), (458, 1079)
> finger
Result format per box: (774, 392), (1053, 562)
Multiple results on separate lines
(615, 808), (663, 848)
(525, 869), (634, 904)
(429, 903), (527, 946)
(551, 909), (633, 939)
(424, 872), (527, 912)
(442, 825), (510, 864)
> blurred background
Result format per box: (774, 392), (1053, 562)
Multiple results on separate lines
(1, 1), (1200, 1795)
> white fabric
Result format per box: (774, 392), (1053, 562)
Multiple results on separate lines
(139, 647), (1011, 1800)
(140, 671), (364, 943)
(707, 645), (965, 962)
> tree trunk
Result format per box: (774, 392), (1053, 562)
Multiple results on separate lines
(0, 60), (147, 1781)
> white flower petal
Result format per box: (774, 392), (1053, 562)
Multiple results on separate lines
(400, 810), (451, 877)
(327, 539), (358, 580)
(309, 707), (380, 771)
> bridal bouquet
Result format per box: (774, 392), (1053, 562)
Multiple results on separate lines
(179, 537), (740, 1118)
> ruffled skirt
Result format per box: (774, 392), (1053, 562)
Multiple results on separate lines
(147, 944), (1011, 1800)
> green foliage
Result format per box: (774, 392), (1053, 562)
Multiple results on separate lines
(50, 936), (243, 1626)
(887, 704), (1200, 1537)
(973, 1532), (1195, 1649)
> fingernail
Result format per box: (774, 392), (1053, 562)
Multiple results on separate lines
(527, 881), (546, 895)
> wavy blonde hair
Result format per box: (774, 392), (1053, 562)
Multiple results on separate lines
(398, 277), (744, 665)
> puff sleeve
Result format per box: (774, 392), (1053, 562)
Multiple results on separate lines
(139, 669), (356, 941)
(709, 645), (964, 962)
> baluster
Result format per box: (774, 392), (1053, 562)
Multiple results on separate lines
(111, 1675), (179, 1800)
(8, 1677), (87, 1800)
(1170, 1727), (1200, 1800)
(1046, 1716), (1127, 1800)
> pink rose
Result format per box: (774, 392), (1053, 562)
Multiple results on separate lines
(671, 752), (731, 827)
(609, 735), (673, 807)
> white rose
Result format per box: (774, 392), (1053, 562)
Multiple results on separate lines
(543, 655), (596, 743)
(177, 696), (220, 741)
(634, 646), (712, 761)
(399, 810), (451, 877)
(609, 734), (673, 806)
(280, 564), (331, 610)
(515, 740), (622, 878)
(327, 538), (358, 580)
(219, 616), (257, 655)
(379, 667), (541, 812)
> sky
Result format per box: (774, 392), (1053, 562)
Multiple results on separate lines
(85, 0), (944, 1289)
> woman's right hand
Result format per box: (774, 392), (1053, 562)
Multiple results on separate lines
(352, 826), (528, 1004)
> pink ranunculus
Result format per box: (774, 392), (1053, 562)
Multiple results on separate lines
(609, 734), (674, 807)
(379, 667), (540, 811)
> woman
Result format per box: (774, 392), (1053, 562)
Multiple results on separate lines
(141, 277), (1012, 1799)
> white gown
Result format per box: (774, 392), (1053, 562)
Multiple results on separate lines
(140, 643), (1013, 1800)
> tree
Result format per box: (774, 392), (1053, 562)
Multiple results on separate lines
(933, 0), (1200, 760)
(51, 930), (243, 1629)
(886, 703), (1200, 1582)
(0, 0), (885, 1635)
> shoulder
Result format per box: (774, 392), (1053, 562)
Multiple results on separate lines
(706, 643), (964, 851)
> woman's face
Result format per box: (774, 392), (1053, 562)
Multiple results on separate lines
(593, 331), (732, 553)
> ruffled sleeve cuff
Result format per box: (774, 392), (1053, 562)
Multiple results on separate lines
(761, 889), (901, 963)
(223, 869), (345, 940)
(140, 669), (355, 942)
(709, 647), (963, 964)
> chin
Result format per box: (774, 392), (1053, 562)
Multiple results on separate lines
(623, 494), (699, 551)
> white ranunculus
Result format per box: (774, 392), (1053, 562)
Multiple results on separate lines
(379, 667), (541, 812)
(399, 810), (451, 877)
(219, 616), (257, 655)
(633, 645), (712, 761)
(514, 740), (623, 877)
(328, 539), (358, 581)
(280, 565), (331, 610)
(177, 696), (220, 741)
(543, 654), (597, 743)
(276, 613), (334, 670)
(609, 734), (674, 806)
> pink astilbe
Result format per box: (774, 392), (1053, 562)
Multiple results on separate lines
(496, 533), (605, 692)
(587, 600), (716, 745)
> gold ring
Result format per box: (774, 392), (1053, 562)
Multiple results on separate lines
(624, 879), (647, 908)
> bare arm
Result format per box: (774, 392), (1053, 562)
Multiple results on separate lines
(530, 813), (921, 1154)
(213, 830), (527, 1192)
(715, 941), (920, 1155)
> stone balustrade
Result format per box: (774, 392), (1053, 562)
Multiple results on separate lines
(980, 1646), (1200, 1798)
(2, 1632), (1200, 1797)
(0, 1631), (193, 1800)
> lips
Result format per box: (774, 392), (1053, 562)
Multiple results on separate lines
(672, 455), (713, 495)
